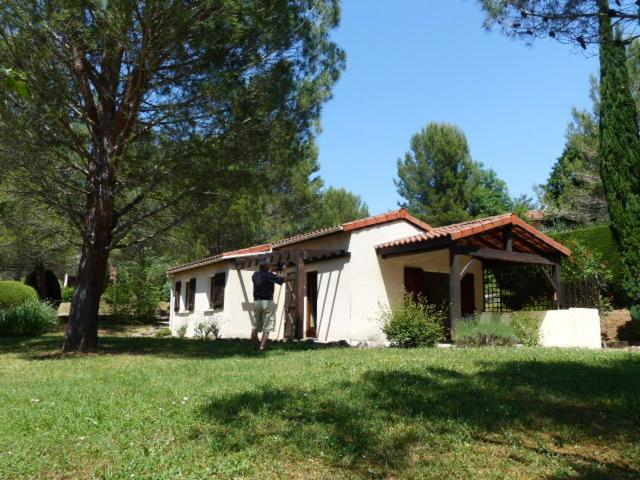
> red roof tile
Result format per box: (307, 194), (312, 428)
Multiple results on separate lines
(167, 209), (432, 274)
(376, 213), (571, 256)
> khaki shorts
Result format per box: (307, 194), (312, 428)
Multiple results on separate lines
(252, 300), (276, 332)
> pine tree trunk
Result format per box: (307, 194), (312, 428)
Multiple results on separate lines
(63, 149), (115, 353)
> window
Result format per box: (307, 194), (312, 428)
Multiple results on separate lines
(185, 278), (196, 311)
(173, 281), (181, 312)
(210, 272), (226, 309)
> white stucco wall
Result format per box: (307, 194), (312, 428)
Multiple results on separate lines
(168, 220), (426, 342)
(539, 308), (602, 348)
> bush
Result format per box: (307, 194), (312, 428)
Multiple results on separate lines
(511, 311), (543, 347)
(24, 269), (62, 306)
(381, 293), (445, 348)
(194, 320), (220, 340)
(0, 299), (57, 336)
(0, 280), (39, 309)
(62, 287), (75, 302)
(154, 327), (172, 338)
(453, 316), (518, 347)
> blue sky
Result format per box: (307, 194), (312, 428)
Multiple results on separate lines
(315, 0), (599, 215)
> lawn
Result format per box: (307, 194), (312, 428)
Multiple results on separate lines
(1, 333), (639, 479)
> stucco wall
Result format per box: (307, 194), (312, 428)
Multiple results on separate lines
(168, 220), (425, 341)
(539, 308), (601, 348)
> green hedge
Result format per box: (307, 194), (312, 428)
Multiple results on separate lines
(0, 281), (39, 309)
(551, 224), (626, 304)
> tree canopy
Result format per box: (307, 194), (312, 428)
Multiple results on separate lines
(395, 122), (521, 227)
(0, 0), (344, 351)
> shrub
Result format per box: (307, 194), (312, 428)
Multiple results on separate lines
(453, 316), (518, 347)
(0, 299), (57, 336)
(24, 269), (62, 306)
(194, 320), (220, 340)
(380, 293), (445, 348)
(511, 311), (543, 347)
(154, 327), (172, 338)
(62, 287), (75, 302)
(176, 324), (188, 338)
(0, 280), (39, 309)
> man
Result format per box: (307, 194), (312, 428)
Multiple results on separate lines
(251, 258), (286, 351)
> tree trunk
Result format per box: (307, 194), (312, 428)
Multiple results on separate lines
(63, 149), (115, 353)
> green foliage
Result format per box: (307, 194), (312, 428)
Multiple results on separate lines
(452, 316), (518, 347)
(61, 287), (75, 303)
(154, 327), (172, 338)
(312, 187), (369, 229)
(395, 122), (523, 226)
(380, 293), (445, 348)
(510, 312), (543, 347)
(631, 305), (640, 323)
(599, 19), (640, 302)
(102, 251), (169, 322)
(194, 320), (220, 340)
(552, 224), (626, 304)
(0, 299), (57, 336)
(176, 324), (187, 338)
(0, 280), (38, 309)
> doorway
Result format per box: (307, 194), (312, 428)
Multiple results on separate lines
(461, 273), (476, 316)
(306, 271), (318, 338)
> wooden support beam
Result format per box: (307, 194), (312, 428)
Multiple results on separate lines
(449, 250), (462, 335)
(453, 246), (559, 266)
(553, 261), (563, 309)
(503, 225), (513, 251)
(379, 238), (455, 259)
(295, 250), (306, 339)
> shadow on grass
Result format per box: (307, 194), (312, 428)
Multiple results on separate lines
(201, 357), (640, 478)
(0, 334), (348, 360)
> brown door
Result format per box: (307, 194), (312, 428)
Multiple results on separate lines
(461, 273), (476, 316)
(404, 267), (424, 300)
(306, 271), (318, 338)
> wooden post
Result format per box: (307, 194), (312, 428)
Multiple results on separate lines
(553, 260), (563, 309)
(449, 249), (461, 335)
(295, 250), (306, 339)
(503, 225), (513, 251)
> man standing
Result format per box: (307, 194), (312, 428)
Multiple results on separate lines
(251, 258), (286, 351)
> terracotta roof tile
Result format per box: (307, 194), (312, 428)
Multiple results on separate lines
(375, 213), (571, 257)
(167, 208), (432, 274)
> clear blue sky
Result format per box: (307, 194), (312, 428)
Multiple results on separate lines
(315, 0), (599, 215)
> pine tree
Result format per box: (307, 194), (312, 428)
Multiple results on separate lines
(599, 11), (640, 301)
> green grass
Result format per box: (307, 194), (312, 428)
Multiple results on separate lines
(1, 333), (639, 479)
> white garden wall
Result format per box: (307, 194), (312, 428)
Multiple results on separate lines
(539, 308), (601, 348)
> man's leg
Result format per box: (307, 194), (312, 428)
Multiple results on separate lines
(259, 301), (276, 351)
(251, 328), (260, 350)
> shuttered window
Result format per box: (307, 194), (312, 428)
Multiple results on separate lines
(185, 278), (196, 311)
(210, 272), (226, 309)
(173, 281), (181, 312)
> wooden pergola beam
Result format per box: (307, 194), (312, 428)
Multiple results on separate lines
(453, 246), (560, 266)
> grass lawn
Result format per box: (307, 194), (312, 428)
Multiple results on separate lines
(1, 333), (639, 479)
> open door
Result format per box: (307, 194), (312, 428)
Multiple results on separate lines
(461, 273), (476, 316)
(306, 271), (318, 338)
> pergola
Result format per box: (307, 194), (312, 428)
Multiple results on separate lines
(233, 248), (349, 339)
(375, 214), (572, 329)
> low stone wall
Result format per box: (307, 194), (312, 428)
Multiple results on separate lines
(539, 308), (601, 349)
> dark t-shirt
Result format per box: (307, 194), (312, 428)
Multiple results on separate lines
(252, 270), (284, 301)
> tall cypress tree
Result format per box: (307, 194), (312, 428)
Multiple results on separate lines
(599, 5), (640, 302)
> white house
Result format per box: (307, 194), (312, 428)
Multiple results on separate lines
(167, 209), (572, 344)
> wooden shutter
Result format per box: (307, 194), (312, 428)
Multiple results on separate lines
(210, 272), (226, 309)
(174, 281), (181, 312)
(283, 273), (297, 339)
(187, 278), (196, 311)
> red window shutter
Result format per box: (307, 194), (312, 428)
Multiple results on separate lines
(174, 281), (181, 312)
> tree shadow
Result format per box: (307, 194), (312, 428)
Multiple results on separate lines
(200, 356), (640, 477)
(0, 334), (349, 360)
